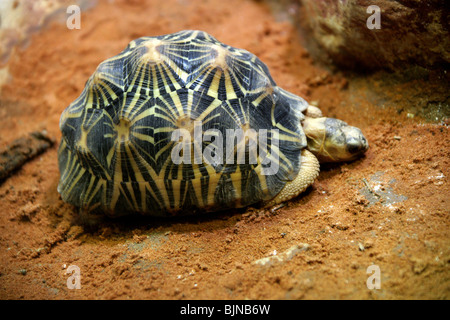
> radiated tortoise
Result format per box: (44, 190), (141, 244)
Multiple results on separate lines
(57, 30), (368, 220)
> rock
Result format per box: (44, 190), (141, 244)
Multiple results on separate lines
(294, 0), (449, 71)
(253, 243), (310, 266)
(410, 256), (428, 274)
(0, 0), (96, 65)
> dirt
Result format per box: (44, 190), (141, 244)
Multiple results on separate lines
(0, 0), (448, 300)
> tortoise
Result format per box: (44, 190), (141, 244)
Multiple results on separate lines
(58, 30), (368, 221)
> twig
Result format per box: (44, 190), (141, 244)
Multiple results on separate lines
(362, 178), (381, 198)
(0, 130), (55, 181)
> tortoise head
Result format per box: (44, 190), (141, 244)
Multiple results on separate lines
(302, 117), (369, 163)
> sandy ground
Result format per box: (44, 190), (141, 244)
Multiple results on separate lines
(0, 0), (448, 300)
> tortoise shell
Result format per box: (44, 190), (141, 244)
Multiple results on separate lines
(57, 30), (309, 217)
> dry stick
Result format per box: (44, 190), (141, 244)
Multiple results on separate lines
(0, 131), (55, 181)
(362, 178), (381, 199)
